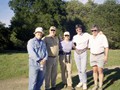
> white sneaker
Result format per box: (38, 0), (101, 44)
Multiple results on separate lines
(83, 83), (87, 90)
(76, 82), (83, 87)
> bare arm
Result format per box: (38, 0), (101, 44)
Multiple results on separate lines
(104, 47), (109, 63)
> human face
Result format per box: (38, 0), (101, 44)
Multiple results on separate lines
(64, 35), (70, 41)
(35, 32), (43, 39)
(91, 29), (99, 36)
(76, 28), (82, 35)
(49, 29), (56, 37)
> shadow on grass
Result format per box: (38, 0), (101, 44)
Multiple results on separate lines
(56, 67), (120, 90)
(103, 67), (120, 90)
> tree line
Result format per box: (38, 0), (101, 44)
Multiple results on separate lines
(0, 0), (120, 51)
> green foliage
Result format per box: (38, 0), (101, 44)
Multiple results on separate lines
(87, 0), (120, 48)
(0, 22), (11, 51)
(9, 0), (66, 49)
(10, 32), (25, 49)
(1, 0), (118, 49)
(66, 0), (120, 49)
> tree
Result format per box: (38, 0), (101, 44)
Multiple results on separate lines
(9, 0), (66, 49)
(0, 22), (11, 51)
(88, 0), (120, 48)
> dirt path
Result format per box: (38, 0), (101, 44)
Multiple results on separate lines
(0, 77), (28, 90)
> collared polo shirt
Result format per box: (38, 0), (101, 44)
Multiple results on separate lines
(60, 40), (73, 53)
(72, 33), (90, 49)
(43, 35), (59, 57)
(88, 34), (109, 54)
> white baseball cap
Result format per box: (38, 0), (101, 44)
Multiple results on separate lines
(34, 27), (44, 34)
(64, 31), (70, 36)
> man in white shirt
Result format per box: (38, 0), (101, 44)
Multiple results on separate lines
(72, 24), (90, 90)
(88, 25), (109, 90)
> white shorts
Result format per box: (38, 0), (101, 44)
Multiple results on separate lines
(90, 53), (105, 68)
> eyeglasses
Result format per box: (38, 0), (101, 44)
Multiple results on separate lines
(91, 30), (97, 32)
(51, 29), (56, 31)
(64, 35), (69, 37)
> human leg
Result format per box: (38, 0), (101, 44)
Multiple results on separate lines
(45, 58), (53, 89)
(51, 57), (58, 88)
(98, 67), (104, 88)
(74, 52), (83, 88)
(80, 52), (87, 89)
(92, 66), (98, 90)
(66, 63), (72, 86)
(59, 55), (67, 84)
(36, 66), (46, 90)
(29, 66), (38, 90)
(74, 52), (81, 82)
(80, 52), (87, 83)
(93, 66), (98, 86)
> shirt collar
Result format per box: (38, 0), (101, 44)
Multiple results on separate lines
(34, 37), (41, 41)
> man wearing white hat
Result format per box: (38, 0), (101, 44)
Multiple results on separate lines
(27, 27), (48, 90)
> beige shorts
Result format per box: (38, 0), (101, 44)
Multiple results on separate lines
(90, 53), (105, 68)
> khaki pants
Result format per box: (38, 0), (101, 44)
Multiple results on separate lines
(45, 56), (58, 89)
(59, 54), (72, 86)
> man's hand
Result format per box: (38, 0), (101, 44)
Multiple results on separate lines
(39, 59), (46, 65)
(104, 56), (108, 64)
(99, 31), (103, 35)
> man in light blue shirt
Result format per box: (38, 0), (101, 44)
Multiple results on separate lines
(27, 27), (48, 90)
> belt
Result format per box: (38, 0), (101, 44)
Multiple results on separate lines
(48, 56), (56, 58)
(75, 48), (87, 55)
(59, 51), (71, 55)
(64, 52), (71, 55)
(91, 52), (104, 56)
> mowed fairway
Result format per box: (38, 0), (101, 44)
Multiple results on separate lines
(0, 50), (120, 90)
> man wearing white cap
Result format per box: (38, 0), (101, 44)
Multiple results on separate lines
(27, 27), (48, 90)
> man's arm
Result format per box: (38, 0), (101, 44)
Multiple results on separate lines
(104, 47), (109, 64)
(39, 41), (48, 65)
(27, 40), (40, 62)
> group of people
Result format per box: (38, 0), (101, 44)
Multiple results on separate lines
(27, 24), (109, 90)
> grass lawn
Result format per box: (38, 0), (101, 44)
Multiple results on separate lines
(0, 51), (28, 80)
(0, 50), (120, 90)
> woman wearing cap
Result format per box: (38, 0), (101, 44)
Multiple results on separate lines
(88, 25), (109, 90)
(59, 31), (75, 89)
(27, 27), (48, 90)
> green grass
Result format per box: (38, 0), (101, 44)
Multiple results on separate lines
(0, 50), (120, 89)
(0, 51), (28, 80)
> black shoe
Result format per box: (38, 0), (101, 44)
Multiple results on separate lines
(62, 83), (67, 88)
(51, 87), (56, 90)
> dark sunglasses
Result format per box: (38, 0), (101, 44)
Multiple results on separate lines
(64, 35), (69, 37)
(91, 30), (97, 32)
(51, 29), (56, 31)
